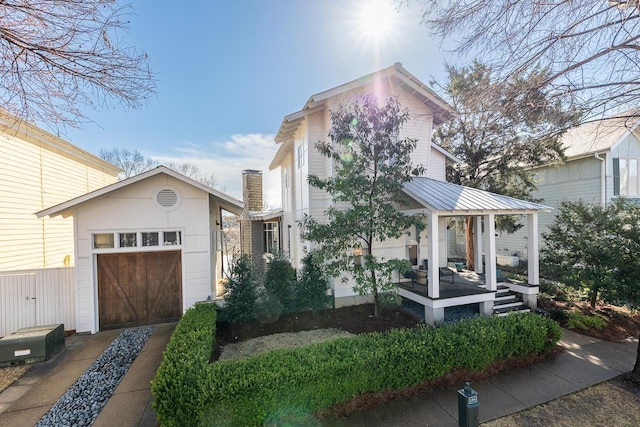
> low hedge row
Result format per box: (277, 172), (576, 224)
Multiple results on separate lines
(151, 302), (218, 427)
(152, 309), (560, 426)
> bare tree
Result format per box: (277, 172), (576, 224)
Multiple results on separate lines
(164, 161), (217, 188)
(418, 1), (640, 120)
(0, 0), (155, 129)
(99, 147), (156, 178)
(99, 147), (217, 188)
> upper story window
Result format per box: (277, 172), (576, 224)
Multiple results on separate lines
(614, 158), (639, 196)
(297, 143), (305, 168)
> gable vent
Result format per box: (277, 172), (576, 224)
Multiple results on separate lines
(153, 186), (182, 211)
(157, 189), (178, 207)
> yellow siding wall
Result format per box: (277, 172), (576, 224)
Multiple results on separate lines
(0, 134), (118, 271)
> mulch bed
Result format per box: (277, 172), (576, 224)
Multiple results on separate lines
(213, 303), (421, 360)
(539, 299), (640, 342)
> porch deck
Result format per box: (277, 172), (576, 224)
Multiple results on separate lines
(396, 268), (493, 299)
(396, 267), (538, 325)
(396, 267), (495, 325)
(397, 279), (492, 299)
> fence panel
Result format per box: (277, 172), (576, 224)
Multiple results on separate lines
(0, 267), (75, 337)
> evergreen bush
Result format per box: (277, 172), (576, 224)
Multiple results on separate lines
(223, 254), (258, 324)
(296, 251), (331, 312)
(263, 252), (296, 315)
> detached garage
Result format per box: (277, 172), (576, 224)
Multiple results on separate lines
(37, 166), (244, 333)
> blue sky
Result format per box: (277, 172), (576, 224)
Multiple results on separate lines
(63, 0), (451, 206)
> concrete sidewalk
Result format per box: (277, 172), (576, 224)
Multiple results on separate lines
(0, 323), (175, 427)
(323, 329), (638, 426)
(0, 325), (636, 427)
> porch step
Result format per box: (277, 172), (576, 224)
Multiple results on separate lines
(495, 291), (519, 302)
(496, 285), (510, 294)
(493, 292), (528, 315)
(494, 305), (531, 316)
(477, 284), (510, 292)
(494, 299), (523, 309)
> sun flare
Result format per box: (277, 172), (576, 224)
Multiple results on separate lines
(356, 0), (397, 43)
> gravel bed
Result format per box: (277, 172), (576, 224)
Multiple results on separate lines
(0, 364), (31, 393)
(220, 328), (353, 361)
(36, 326), (154, 427)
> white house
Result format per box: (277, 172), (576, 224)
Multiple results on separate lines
(497, 113), (640, 261)
(37, 166), (243, 333)
(269, 63), (549, 324)
(0, 112), (121, 337)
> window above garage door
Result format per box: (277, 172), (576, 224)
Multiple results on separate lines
(92, 230), (183, 252)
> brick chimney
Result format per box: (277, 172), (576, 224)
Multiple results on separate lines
(240, 170), (265, 272)
(242, 169), (263, 211)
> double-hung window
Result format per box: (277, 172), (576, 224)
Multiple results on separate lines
(614, 158), (640, 196)
(263, 222), (279, 254)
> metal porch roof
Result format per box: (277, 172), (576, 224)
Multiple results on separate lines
(403, 177), (552, 214)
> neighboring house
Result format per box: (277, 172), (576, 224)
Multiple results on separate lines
(269, 63), (549, 324)
(37, 166), (243, 333)
(497, 113), (640, 262)
(0, 113), (121, 272)
(0, 112), (121, 337)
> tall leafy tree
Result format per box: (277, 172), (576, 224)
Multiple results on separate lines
(300, 96), (422, 316)
(433, 62), (579, 269)
(0, 1), (154, 129)
(540, 199), (640, 376)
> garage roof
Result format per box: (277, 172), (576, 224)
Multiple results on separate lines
(403, 177), (552, 214)
(36, 166), (244, 218)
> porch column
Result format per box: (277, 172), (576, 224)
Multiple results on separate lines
(427, 211), (439, 299)
(526, 213), (540, 309)
(438, 216), (447, 267)
(484, 213), (497, 291)
(474, 216), (483, 274)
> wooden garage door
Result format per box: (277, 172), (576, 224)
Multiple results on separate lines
(97, 251), (182, 330)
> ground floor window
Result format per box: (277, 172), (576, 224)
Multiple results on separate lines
(92, 230), (183, 251)
(263, 222), (279, 254)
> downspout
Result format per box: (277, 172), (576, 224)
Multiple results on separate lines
(594, 152), (606, 206)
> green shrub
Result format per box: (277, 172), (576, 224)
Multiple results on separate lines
(223, 254), (258, 324)
(264, 252), (296, 315)
(295, 251), (331, 312)
(566, 311), (608, 331)
(152, 309), (560, 426)
(151, 302), (217, 427)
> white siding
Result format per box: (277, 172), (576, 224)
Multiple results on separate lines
(427, 148), (447, 181)
(398, 93), (434, 174)
(496, 156), (604, 258)
(308, 110), (331, 220)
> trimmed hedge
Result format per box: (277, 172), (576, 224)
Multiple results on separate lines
(152, 310), (560, 426)
(151, 302), (217, 427)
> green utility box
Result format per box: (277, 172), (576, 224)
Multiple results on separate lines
(0, 324), (64, 367)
